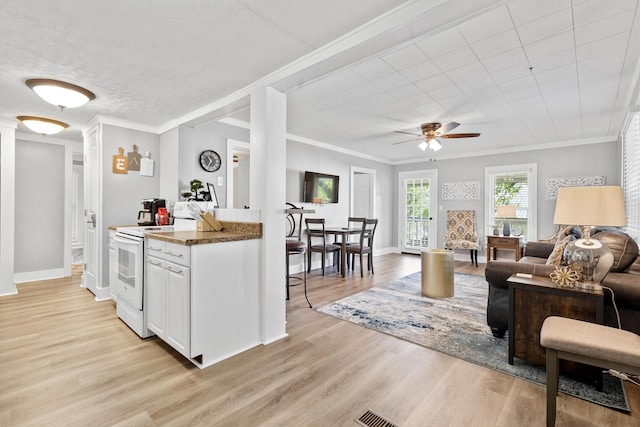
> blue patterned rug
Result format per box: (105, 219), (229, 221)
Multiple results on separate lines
(316, 272), (629, 412)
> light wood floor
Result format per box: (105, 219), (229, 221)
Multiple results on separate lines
(1, 254), (638, 426)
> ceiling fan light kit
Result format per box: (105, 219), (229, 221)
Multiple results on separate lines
(393, 121), (480, 152)
(17, 116), (69, 135)
(429, 139), (442, 151)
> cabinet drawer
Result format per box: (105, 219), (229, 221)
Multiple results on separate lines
(146, 238), (165, 256)
(163, 242), (190, 266)
(490, 238), (518, 246)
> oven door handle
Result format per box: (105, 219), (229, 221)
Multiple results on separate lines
(114, 235), (141, 247)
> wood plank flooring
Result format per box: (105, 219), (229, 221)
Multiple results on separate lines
(1, 254), (638, 426)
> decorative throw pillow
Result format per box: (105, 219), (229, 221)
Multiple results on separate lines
(546, 234), (576, 266)
(539, 225), (581, 243)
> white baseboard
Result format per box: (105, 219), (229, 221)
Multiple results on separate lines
(15, 268), (66, 283)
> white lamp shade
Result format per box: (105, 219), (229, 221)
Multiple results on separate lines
(553, 186), (626, 226)
(418, 141), (428, 151)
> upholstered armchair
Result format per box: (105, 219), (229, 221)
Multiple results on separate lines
(443, 210), (480, 266)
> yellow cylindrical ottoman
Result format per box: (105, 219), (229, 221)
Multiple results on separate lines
(421, 249), (454, 298)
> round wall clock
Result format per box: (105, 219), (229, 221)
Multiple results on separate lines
(199, 149), (221, 172)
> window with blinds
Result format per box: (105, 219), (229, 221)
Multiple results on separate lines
(623, 111), (640, 238)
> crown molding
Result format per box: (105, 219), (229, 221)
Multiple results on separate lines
(82, 115), (161, 136)
(0, 119), (17, 129)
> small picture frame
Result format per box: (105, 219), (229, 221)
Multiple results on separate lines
(207, 182), (219, 208)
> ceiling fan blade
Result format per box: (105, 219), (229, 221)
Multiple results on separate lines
(393, 130), (422, 136)
(391, 137), (423, 145)
(438, 121), (460, 134)
(440, 132), (481, 139)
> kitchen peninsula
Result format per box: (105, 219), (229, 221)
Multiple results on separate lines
(144, 221), (262, 369)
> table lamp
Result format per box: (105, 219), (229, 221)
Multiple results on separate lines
(496, 205), (517, 236)
(552, 186), (626, 288)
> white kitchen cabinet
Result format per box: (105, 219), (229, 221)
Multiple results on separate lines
(144, 241), (190, 359)
(145, 254), (165, 337)
(144, 235), (260, 369)
(165, 260), (190, 355)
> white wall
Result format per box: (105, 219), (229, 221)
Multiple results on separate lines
(185, 122), (249, 208)
(159, 126), (179, 204)
(394, 140), (620, 250)
(13, 135), (83, 282)
(15, 140), (65, 273)
(100, 125), (160, 285)
(286, 141), (394, 251)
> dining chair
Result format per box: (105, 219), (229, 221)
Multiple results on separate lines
(305, 218), (341, 276)
(345, 218), (378, 277)
(345, 217), (366, 245)
(285, 202), (311, 307)
(443, 210), (480, 267)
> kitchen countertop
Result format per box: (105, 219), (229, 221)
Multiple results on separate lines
(145, 221), (262, 246)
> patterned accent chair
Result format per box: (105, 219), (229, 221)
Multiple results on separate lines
(443, 210), (480, 266)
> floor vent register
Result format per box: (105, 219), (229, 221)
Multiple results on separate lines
(355, 409), (399, 427)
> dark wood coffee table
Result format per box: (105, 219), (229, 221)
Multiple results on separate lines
(507, 274), (604, 367)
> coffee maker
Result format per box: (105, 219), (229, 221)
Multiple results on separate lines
(138, 198), (166, 225)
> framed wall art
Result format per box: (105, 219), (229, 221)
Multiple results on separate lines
(442, 181), (480, 200)
(545, 176), (605, 199)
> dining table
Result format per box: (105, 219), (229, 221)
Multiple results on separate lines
(324, 226), (363, 277)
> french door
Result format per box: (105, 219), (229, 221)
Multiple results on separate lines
(399, 170), (438, 253)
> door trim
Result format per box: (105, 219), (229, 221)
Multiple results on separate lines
(226, 138), (250, 209)
(398, 169), (438, 253)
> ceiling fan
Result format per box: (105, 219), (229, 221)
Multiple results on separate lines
(393, 122), (480, 151)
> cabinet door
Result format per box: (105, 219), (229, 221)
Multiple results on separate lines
(165, 261), (190, 357)
(145, 256), (166, 336)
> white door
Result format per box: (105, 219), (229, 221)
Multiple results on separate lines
(83, 129), (99, 293)
(399, 170), (438, 253)
(350, 166), (376, 218)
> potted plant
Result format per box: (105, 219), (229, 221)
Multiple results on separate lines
(181, 179), (206, 201)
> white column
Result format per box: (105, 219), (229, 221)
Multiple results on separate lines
(0, 120), (17, 296)
(250, 87), (287, 343)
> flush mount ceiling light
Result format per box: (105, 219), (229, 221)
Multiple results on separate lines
(17, 116), (69, 135)
(26, 78), (96, 110)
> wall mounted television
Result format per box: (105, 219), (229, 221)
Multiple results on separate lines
(303, 171), (339, 204)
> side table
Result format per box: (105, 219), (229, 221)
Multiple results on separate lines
(487, 235), (523, 263)
(507, 273), (604, 387)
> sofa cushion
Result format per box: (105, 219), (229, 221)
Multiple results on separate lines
(624, 256), (640, 275)
(546, 234), (576, 266)
(592, 230), (639, 272)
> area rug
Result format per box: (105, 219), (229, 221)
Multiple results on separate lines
(316, 272), (629, 412)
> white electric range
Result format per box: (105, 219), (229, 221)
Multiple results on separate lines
(112, 202), (213, 337)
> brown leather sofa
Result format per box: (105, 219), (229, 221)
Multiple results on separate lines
(485, 227), (640, 337)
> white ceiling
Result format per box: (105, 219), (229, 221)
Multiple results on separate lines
(2, 0), (640, 163)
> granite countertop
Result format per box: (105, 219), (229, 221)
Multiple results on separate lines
(145, 221), (262, 246)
